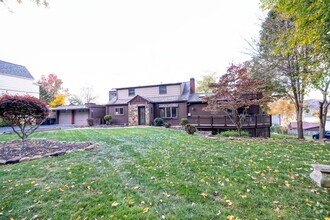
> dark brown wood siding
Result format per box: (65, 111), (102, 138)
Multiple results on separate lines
(154, 102), (187, 125)
(107, 105), (128, 125)
(90, 106), (106, 124)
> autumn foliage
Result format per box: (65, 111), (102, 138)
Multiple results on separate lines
(268, 100), (295, 127)
(0, 94), (49, 142)
(204, 64), (270, 135)
(39, 73), (65, 104)
(49, 94), (66, 107)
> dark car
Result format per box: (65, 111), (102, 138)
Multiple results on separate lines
(312, 131), (330, 139)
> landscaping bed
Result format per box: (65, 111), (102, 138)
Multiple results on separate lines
(0, 139), (99, 164)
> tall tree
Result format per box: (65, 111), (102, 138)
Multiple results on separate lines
(252, 10), (314, 139)
(204, 64), (270, 136)
(80, 85), (97, 104)
(38, 74), (65, 105)
(313, 68), (330, 139)
(260, 1), (330, 139)
(196, 72), (217, 93)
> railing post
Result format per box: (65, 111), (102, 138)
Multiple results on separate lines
(224, 116), (227, 126)
(211, 116), (213, 128)
(198, 116), (200, 126)
(255, 115), (258, 128)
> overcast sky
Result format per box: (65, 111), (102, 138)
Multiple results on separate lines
(0, 0), (265, 103)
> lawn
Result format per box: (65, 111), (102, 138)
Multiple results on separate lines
(0, 128), (329, 219)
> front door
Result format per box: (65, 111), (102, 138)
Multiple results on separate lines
(138, 106), (146, 125)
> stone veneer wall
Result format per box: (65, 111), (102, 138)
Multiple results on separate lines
(128, 103), (150, 126)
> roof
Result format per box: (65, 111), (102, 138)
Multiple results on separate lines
(188, 93), (212, 103)
(288, 122), (320, 130)
(50, 105), (89, 111)
(115, 81), (183, 90)
(0, 60), (34, 79)
(107, 82), (191, 105)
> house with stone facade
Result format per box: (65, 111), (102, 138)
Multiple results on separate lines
(106, 78), (272, 137)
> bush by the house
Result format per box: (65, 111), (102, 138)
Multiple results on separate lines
(180, 118), (189, 127)
(218, 130), (250, 137)
(185, 124), (196, 135)
(153, 117), (164, 126)
(0, 94), (49, 143)
(164, 122), (171, 128)
(87, 118), (94, 126)
(104, 114), (112, 125)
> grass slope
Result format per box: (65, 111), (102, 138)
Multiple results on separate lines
(0, 128), (329, 219)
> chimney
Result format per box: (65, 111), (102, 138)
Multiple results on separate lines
(109, 89), (117, 101)
(190, 78), (195, 94)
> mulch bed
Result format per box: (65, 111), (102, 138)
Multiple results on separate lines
(0, 139), (99, 165)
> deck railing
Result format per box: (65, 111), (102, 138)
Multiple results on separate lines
(188, 114), (272, 128)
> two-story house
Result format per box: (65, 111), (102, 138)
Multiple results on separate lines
(106, 78), (272, 137)
(106, 79), (193, 126)
(0, 60), (39, 98)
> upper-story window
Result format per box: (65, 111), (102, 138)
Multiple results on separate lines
(159, 86), (167, 95)
(128, 88), (135, 96)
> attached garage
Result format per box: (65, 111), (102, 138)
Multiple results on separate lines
(74, 109), (89, 125)
(58, 110), (72, 125)
(51, 104), (106, 126)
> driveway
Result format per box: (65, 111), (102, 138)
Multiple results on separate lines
(0, 125), (76, 134)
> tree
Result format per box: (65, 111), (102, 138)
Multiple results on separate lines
(313, 69), (330, 139)
(0, 0), (49, 7)
(49, 94), (66, 107)
(0, 94), (49, 144)
(252, 10), (314, 139)
(68, 94), (83, 105)
(204, 64), (270, 136)
(80, 85), (97, 103)
(196, 72), (217, 93)
(260, 1), (330, 139)
(268, 99), (295, 126)
(38, 74), (65, 104)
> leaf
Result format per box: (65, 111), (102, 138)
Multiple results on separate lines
(143, 207), (149, 213)
(132, 186), (140, 190)
(111, 202), (119, 207)
(200, 193), (208, 198)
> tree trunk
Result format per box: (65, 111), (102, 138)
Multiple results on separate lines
(319, 99), (329, 139)
(296, 106), (304, 139)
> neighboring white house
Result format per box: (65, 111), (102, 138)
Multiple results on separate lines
(0, 60), (39, 98)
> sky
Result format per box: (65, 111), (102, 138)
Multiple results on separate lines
(0, 0), (266, 103)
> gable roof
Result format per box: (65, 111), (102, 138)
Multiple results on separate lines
(107, 82), (191, 105)
(115, 81), (183, 90)
(0, 60), (34, 79)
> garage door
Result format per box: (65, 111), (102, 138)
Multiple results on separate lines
(58, 111), (72, 125)
(74, 110), (89, 125)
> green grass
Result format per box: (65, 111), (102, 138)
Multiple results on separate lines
(271, 133), (313, 140)
(0, 127), (329, 219)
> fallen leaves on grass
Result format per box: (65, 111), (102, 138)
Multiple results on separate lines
(111, 202), (119, 207)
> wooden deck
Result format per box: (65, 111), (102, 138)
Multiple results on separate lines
(188, 114), (272, 129)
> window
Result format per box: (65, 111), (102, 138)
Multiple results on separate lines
(159, 86), (167, 95)
(128, 88), (135, 96)
(160, 107), (177, 118)
(115, 107), (124, 115)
